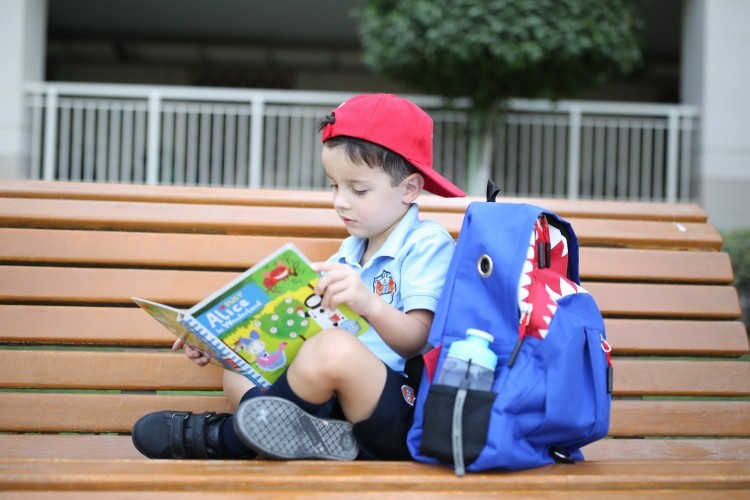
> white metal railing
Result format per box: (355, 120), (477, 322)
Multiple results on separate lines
(24, 82), (700, 201)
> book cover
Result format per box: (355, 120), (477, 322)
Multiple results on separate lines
(133, 243), (369, 389)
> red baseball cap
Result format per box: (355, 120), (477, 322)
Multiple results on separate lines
(321, 94), (466, 198)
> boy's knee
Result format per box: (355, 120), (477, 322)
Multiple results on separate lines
(293, 328), (365, 376)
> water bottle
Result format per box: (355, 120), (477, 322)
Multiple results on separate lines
(436, 328), (498, 391)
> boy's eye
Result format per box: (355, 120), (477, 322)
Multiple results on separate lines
(352, 188), (367, 196)
(328, 184), (338, 191)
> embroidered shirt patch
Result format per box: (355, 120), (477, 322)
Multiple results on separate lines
(401, 384), (416, 406)
(373, 270), (396, 304)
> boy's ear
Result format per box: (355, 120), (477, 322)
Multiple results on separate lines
(402, 173), (424, 202)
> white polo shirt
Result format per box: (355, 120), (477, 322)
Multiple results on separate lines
(328, 203), (455, 371)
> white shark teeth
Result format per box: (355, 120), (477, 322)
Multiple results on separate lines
(548, 225), (569, 257)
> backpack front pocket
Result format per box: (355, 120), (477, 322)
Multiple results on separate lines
(419, 384), (497, 467)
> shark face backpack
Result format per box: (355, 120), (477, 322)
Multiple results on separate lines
(407, 195), (612, 475)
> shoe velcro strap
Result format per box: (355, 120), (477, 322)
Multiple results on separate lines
(192, 413), (209, 459)
(170, 412), (190, 458)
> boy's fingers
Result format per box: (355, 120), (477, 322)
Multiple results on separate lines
(184, 345), (203, 358)
(311, 261), (335, 273)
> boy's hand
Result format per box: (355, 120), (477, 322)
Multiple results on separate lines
(311, 261), (378, 318)
(172, 338), (211, 367)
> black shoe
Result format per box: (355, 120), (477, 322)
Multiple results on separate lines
(234, 396), (359, 461)
(132, 410), (233, 459)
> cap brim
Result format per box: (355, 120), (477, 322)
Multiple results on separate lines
(414, 161), (466, 198)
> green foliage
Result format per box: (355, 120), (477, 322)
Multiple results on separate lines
(355, 0), (643, 108)
(723, 228), (750, 293)
(723, 228), (750, 329)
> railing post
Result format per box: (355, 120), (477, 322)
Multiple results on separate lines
(42, 87), (58, 181)
(666, 109), (679, 203)
(249, 95), (265, 188)
(567, 106), (582, 199)
(146, 91), (162, 185)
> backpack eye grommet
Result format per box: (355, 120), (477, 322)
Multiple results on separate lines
(477, 254), (494, 278)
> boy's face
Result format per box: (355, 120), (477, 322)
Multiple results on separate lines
(322, 145), (421, 252)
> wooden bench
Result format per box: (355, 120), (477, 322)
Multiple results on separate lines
(1, 179), (748, 496)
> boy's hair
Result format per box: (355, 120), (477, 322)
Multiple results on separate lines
(319, 124), (418, 187)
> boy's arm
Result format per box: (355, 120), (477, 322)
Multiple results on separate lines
(366, 299), (433, 358)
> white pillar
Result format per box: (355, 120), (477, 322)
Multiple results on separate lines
(682, 0), (750, 230)
(0, 0), (46, 179)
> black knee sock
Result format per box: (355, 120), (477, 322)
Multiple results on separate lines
(265, 371), (329, 415)
(219, 386), (265, 458)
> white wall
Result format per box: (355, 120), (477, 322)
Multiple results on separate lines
(682, 0), (750, 230)
(0, 0), (46, 179)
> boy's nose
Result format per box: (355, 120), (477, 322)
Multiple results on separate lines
(332, 191), (350, 210)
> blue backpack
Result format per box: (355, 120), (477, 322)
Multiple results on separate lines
(407, 189), (612, 474)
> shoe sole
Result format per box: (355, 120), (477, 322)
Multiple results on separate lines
(234, 396), (358, 461)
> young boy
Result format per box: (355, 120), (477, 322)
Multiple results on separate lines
(131, 93), (465, 461)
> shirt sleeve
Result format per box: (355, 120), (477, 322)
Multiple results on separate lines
(399, 223), (455, 314)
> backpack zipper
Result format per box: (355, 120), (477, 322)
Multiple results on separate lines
(600, 333), (613, 394)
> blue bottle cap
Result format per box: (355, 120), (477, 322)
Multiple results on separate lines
(448, 329), (497, 370)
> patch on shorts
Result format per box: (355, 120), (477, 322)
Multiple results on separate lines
(401, 384), (416, 406)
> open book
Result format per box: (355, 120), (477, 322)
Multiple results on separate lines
(133, 244), (369, 389)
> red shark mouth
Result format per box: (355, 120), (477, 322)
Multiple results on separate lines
(518, 217), (587, 339)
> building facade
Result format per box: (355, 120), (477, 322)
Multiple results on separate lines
(1, 0), (748, 229)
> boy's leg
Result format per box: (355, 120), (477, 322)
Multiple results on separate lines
(132, 331), (359, 460)
(223, 370), (259, 408)
(283, 328), (387, 423)
(234, 328), (388, 460)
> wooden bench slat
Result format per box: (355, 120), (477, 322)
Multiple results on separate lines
(3, 351), (749, 397)
(2, 306), (746, 356)
(0, 305), (171, 346)
(0, 228), (340, 269)
(612, 400), (750, 437)
(0, 393), (234, 433)
(1, 304), (744, 361)
(612, 359), (750, 396)
(0, 228), (733, 284)
(0, 198), (351, 238)
(1, 266), (741, 318)
(0, 350), (225, 391)
(581, 247), (733, 283)
(0, 198), (723, 250)
(0, 458), (748, 494)
(0, 266), (235, 306)
(0, 179), (710, 222)
(604, 319), (750, 356)
(585, 282), (741, 319)
(0, 435), (146, 460)
(3, 434), (749, 462)
(2, 394), (748, 436)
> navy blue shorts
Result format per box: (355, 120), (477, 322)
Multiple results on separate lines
(240, 362), (419, 460)
(349, 364), (418, 460)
